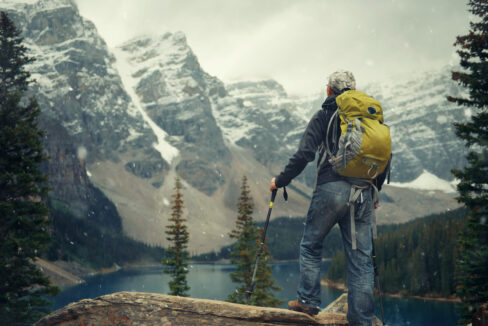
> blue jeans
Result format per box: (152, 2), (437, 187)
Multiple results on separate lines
(297, 181), (374, 326)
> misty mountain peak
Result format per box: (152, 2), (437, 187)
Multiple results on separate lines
(118, 32), (193, 67)
(227, 79), (288, 99)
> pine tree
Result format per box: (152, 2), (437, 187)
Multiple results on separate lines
(228, 175), (256, 304)
(448, 1), (488, 322)
(227, 175), (281, 307)
(251, 228), (283, 307)
(0, 11), (59, 324)
(163, 176), (190, 296)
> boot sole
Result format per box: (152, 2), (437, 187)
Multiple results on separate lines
(288, 306), (319, 316)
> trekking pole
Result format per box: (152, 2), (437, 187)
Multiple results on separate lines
(246, 189), (277, 304)
(372, 238), (386, 325)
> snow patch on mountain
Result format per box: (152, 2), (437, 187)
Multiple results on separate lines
(117, 33), (197, 104)
(113, 47), (179, 163)
(390, 170), (457, 193)
(210, 97), (259, 144)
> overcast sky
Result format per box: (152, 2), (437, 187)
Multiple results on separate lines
(75, 0), (471, 95)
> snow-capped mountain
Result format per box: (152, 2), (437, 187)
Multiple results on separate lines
(7, 0), (160, 162)
(2, 0), (466, 254)
(107, 32), (313, 252)
(3, 0), (310, 252)
(2, 0), (167, 221)
(114, 33), (230, 195)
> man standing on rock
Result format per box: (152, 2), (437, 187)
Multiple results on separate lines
(270, 70), (390, 326)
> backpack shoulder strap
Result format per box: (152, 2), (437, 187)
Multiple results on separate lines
(315, 109), (339, 189)
(325, 109), (339, 158)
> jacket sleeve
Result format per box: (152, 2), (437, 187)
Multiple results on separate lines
(275, 111), (327, 188)
(373, 154), (392, 192)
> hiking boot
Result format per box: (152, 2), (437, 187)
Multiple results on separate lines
(288, 299), (320, 316)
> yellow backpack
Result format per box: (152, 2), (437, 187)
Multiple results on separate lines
(324, 90), (391, 180)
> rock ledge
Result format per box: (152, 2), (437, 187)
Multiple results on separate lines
(36, 292), (361, 325)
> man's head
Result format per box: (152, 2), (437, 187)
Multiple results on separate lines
(327, 70), (356, 95)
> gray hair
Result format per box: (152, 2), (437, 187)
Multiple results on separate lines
(328, 70), (356, 94)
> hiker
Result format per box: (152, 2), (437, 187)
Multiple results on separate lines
(270, 70), (391, 326)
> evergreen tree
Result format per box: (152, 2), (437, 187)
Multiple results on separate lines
(251, 228), (283, 307)
(228, 175), (257, 304)
(0, 11), (59, 324)
(227, 175), (281, 307)
(448, 1), (488, 323)
(163, 176), (190, 296)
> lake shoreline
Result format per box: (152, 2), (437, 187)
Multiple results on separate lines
(44, 260), (460, 304)
(39, 259), (163, 288)
(320, 278), (461, 303)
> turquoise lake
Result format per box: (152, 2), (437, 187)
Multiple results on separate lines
(52, 262), (459, 325)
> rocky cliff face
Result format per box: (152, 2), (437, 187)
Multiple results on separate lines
(9, 0), (160, 163)
(34, 292), (382, 326)
(3, 0), (165, 207)
(215, 79), (319, 188)
(221, 80), (304, 165)
(115, 33), (230, 195)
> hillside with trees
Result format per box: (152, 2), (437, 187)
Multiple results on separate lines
(327, 208), (467, 298)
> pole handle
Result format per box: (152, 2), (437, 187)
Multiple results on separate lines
(270, 189), (277, 203)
